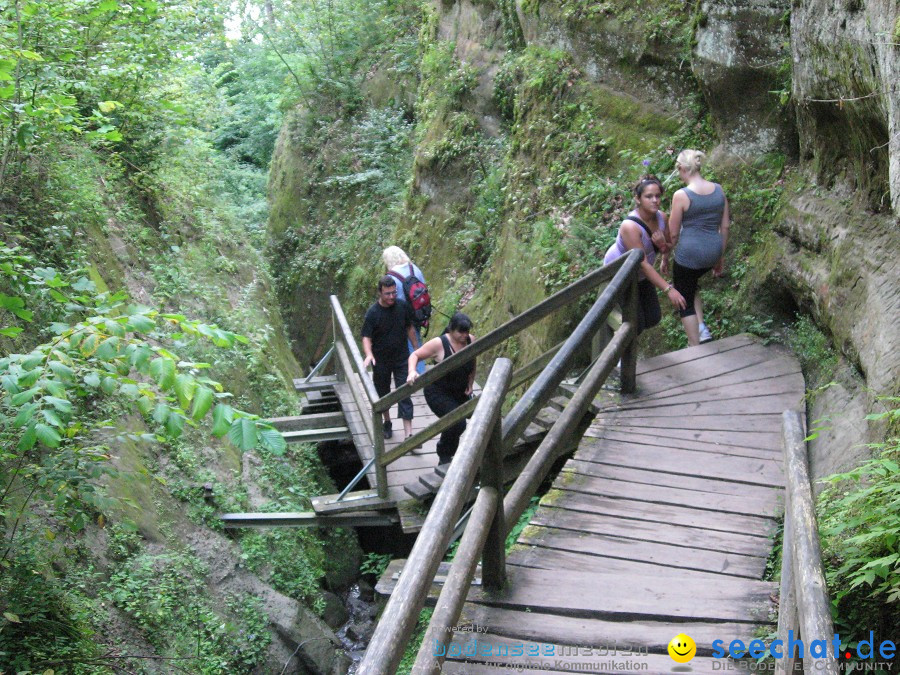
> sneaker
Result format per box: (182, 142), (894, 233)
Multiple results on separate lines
(699, 322), (713, 343)
(383, 420), (393, 440)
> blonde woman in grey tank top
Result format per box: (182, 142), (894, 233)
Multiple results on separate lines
(668, 149), (731, 347)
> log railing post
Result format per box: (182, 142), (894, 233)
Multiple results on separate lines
(358, 360), (512, 675)
(481, 418), (506, 590)
(781, 410), (838, 675)
(619, 272), (639, 394)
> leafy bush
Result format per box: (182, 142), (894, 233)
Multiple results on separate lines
(818, 399), (900, 646)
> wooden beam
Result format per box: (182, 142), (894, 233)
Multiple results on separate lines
(330, 295), (380, 403)
(267, 411), (346, 431)
(292, 375), (339, 392)
(372, 252), (637, 413)
(311, 490), (396, 515)
(281, 427), (351, 443)
(501, 251), (642, 449)
(781, 410), (838, 675)
(220, 510), (398, 528)
(359, 359), (512, 675)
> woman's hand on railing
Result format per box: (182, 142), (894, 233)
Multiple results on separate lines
(406, 370), (418, 386)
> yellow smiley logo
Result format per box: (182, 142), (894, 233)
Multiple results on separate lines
(667, 633), (696, 663)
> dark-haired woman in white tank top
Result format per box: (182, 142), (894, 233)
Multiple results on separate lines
(668, 149), (731, 347)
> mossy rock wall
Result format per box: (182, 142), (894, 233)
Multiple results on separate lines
(791, 0), (900, 213)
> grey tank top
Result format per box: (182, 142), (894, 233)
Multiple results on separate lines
(674, 184), (725, 269)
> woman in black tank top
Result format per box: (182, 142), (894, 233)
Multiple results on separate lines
(407, 313), (476, 466)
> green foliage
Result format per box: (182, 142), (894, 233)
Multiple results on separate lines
(360, 551), (392, 578)
(506, 496), (540, 551)
(0, 542), (102, 673)
(236, 443), (358, 611)
(818, 399), (900, 645)
(786, 314), (837, 388)
(105, 544), (271, 671)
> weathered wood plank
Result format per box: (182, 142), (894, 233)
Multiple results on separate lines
(451, 606), (764, 655)
(603, 391), (804, 418)
(539, 490), (777, 538)
(635, 334), (757, 374)
(599, 412), (786, 434)
(266, 411), (345, 431)
(464, 567), (775, 623)
(220, 510), (397, 528)
(506, 547), (745, 582)
(581, 429), (781, 460)
(282, 426), (351, 443)
(555, 472), (781, 518)
(519, 525), (767, 578)
(596, 370), (804, 410)
(529, 507), (766, 556)
(586, 423), (782, 450)
(562, 458), (782, 501)
(441, 633), (730, 673)
(441, 650), (731, 675)
(566, 443), (785, 488)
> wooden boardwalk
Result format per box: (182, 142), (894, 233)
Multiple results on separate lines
(334, 375), (444, 505)
(427, 334), (804, 673)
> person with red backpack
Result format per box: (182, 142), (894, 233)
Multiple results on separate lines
(383, 246), (432, 374)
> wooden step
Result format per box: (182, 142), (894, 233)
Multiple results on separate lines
(292, 375), (339, 392)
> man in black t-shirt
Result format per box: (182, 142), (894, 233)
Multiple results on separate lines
(362, 275), (420, 440)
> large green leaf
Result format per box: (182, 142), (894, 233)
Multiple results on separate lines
(211, 404), (233, 437)
(36, 423), (61, 448)
(17, 424), (37, 452)
(174, 373), (196, 409)
(95, 336), (121, 360)
(10, 386), (40, 405)
(191, 386), (215, 421)
(150, 357), (176, 390)
(13, 403), (37, 428)
(44, 396), (72, 414)
(258, 427), (287, 456)
(166, 412), (185, 438)
(227, 417), (258, 451)
(126, 313), (156, 333)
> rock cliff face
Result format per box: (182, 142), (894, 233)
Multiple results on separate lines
(268, 0), (899, 480)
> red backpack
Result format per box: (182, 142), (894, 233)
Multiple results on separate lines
(389, 264), (432, 330)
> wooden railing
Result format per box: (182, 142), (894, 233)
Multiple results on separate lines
(357, 250), (642, 674)
(328, 248), (644, 500)
(777, 410), (838, 675)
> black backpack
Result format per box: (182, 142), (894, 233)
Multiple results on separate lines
(389, 264), (432, 330)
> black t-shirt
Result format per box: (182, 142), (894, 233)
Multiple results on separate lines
(361, 301), (412, 365)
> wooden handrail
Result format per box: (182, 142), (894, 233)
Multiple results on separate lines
(501, 250), (642, 449)
(503, 319), (635, 529)
(778, 410), (838, 674)
(333, 340), (375, 441)
(331, 295), (379, 404)
(358, 359), (513, 675)
(378, 340), (564, 467)
(372, 252), (636, 413)
(359, 252), (644, 671)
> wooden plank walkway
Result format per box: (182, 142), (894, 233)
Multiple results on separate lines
(334, 375), (444, 505)
(432, 334), (804, 674)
